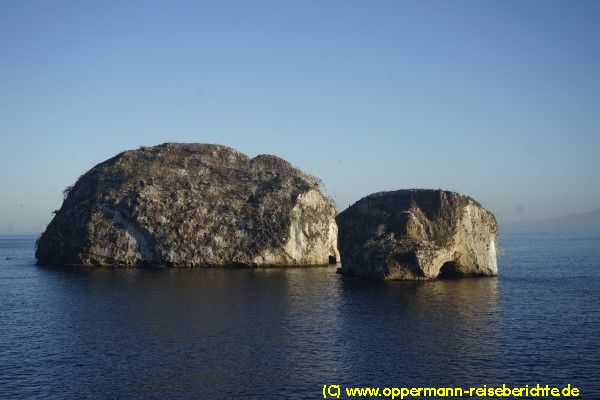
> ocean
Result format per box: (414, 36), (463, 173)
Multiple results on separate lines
(1, 228), (599, 399)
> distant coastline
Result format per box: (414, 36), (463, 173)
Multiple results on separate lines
(502, 208), (600, 230)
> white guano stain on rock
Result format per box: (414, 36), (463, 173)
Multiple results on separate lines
(97, 205), (154, 261)
(253, 189), (339, 265)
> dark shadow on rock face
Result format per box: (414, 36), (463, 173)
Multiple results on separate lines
(388, 251), (425, 279)
(437, 261), (463, 279)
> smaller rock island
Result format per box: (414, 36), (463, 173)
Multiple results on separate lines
(36, 143), (340, 268)
(336, 189), (498, 280)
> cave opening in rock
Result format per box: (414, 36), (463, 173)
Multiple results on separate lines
(437, 261), (463, 279)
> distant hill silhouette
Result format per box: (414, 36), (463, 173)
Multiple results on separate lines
(507, 208), (600, 227)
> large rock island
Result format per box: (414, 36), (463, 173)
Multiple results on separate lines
(337, 189), (497, 280)
(36, 143), (340, 267)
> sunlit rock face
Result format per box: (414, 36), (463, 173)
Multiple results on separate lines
(36, 143), (339, 267)
(337, 189), (497, 280)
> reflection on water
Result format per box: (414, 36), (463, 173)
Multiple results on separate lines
(1, 233), (599, 399)
(336, 278), (501, 387)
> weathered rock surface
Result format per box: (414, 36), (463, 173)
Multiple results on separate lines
(337, 189), (498, 280)
(36, 143), (339, 267)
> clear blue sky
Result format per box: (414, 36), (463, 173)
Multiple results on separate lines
(1, 0), (599, 233)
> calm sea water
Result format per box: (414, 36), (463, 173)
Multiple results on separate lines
(1, 228), (599, 399)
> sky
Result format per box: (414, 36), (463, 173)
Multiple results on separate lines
(1, 0), (600, 234)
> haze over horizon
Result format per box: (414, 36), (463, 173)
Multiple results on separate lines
(1, 0), (600, 234)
